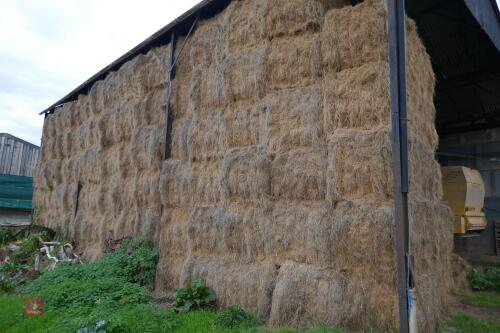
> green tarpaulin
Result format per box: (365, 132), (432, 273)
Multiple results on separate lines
(0, 173), (33, 210)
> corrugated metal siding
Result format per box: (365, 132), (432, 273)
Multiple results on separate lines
(0, 134), (40, 177)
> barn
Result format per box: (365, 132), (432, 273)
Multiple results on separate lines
(34, 0), (500, 331)
(0, 133), (39, 225)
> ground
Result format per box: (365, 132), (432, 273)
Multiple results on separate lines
(1, 229), (499, 332)
(442, 293), (500, 332)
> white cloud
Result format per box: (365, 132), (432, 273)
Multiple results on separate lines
(0, 0), (198, 145)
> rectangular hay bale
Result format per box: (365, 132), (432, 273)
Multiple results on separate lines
(266, 0), (324, 37)
(271, 148), (327, 201)
(220, 146), (271, 201)
(327, 129), (442, 202)
(321, 0), (387, 72)
(227, 0), (267, 51)
(264, 85), (324, 152)
(265, 34), (321, 90)
(226, 46), (267, 102)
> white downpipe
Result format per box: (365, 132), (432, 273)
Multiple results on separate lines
(408, 288), (418, 333)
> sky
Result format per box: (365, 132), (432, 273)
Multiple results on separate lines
(0, 0), (499, 146)
(0, 0), (199, 145)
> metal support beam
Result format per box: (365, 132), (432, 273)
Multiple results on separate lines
(164, 31), (177, 160)
(387, 0), (411, 332)
(163, 16), (198, 160)
(74, 181), (82, 218)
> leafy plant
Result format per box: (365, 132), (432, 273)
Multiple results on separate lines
(216, 305), (256, 328)
(467, 265), (500, 292)
(0, 261), (32, 293)
(0, 226), (19, 247)
(173, 277), (216, 312)
(15, 236), (178, 333)
(25, 235), (157, 294)
(0, 273), (15, 293)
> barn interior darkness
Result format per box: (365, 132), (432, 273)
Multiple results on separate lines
(407, 0), (500, 257)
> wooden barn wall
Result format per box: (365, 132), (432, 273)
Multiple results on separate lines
(0, 134), (40, 177)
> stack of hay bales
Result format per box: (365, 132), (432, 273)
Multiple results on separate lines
(34, 0), (453, 331)
(160, 0), (453, 330)
(34, 48), (169, 259)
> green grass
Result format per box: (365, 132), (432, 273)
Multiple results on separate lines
(0, 298), (347, 333)
(0, 235), (348, 333)
(457, 292), (500, 309)
(0, 293), (57, 333)
(171, 309), (346, 333)
(448, 313), (500, 333)
(0, 237), (177, 333)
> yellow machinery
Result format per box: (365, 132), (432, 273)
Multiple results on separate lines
(442, 166), (488, 235)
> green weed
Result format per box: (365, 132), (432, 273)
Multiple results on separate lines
(467, 265), (500, 292)
(216, 305), (257, 328)
(0, 226), (14, 247)
(173, 276), (216, 312)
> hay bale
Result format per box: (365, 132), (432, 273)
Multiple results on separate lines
(321, 0), (387, 72)
(269, 261), (348, 328)
(271, 148), (326, 201)
(225, 102), (265, 150)
(60, 156), (81, 184)
(193, 4), (234, 108)
(323, 60), (438, 149)
(180, 256), (278, 319)
(155, 208), (189, 291)
(186, 18), (219, 71)
(408, 138), (443, 202)
(264, 85), (324, 152)
(186, 205), (244, 258)
(175, 110), (228, 162)
(265, 34), (321, 90)
(269, 202), (331, 265)
(327, 129), (393, 202)
(180, 201), (334, 266)
(327, 200), (395, 273)
(323, 62), (390, 134)
(159, 160), (221, 209)
(96, 113), (114, 148)
(266, 0), (325, 38)
(409, 200), (453, 332)
(226, 46), (268, 102)
(228, 0), (267, 51)
(128, 125), (163, 171)
(136, 89), (164, 128)
(199, 62), (231, 108)
(220, 146), (271, 202)
(171, 71), (196, 119)
(327, 129), (442, 203)
(450, 254), (471, 293)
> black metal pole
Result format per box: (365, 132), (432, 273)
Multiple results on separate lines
(164, 31), (176, 160)
(387, 0), (410, 332)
